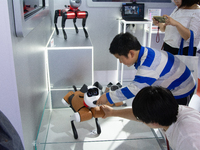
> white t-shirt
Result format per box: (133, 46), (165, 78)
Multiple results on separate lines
(164, 7), (200, 48)
(165, 105), (200, 150)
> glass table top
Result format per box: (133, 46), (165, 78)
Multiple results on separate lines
(35, 93), (167, 150)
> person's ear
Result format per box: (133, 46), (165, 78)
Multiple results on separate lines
(129, 50), (135, 58)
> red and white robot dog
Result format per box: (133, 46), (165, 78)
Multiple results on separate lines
(54, 0), (88, 40)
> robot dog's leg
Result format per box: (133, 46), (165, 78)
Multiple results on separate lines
(54, 10), (62, 35)
(73, 18), (79, 34)
(70, 112), (81, 139)
(91, 108), (102, 135)
(71, 121), (78, 139)
(62, 11), (76, 40)
(77, 11), (88, 38)
(61, 98), (70, 107)
(82, 18), (89, 38)
(62, 12), (68, 40)
(95, 118), (101, 134)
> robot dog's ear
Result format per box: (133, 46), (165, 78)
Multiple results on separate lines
(107, 82), (113, 88)
(116, 82), (122, 88)
(93, 82), (103, 90)
(80, 84), (88, 93)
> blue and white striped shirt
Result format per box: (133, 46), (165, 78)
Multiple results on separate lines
(106, 46), (196, 104)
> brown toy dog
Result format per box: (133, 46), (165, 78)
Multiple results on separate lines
(62, 82), (105, 139)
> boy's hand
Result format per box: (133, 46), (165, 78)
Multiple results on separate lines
(100, 105), (113, 119)
(96, 93), (109, 106)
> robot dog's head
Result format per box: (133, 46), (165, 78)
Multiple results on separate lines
(70, 0), (82, 8)
(84, 82), (102, 108)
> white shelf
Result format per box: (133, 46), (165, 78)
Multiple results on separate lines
(117, 19), (152, 85)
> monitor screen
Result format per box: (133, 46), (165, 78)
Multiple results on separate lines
(122, 3), (144, 18)
(124, 6), (140, 15)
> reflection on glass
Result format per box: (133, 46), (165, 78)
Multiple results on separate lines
(23, 0), (45, 19)
(23, 0), (40, 14)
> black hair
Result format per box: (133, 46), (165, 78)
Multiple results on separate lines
(109, 32), (141, 57)
(132, 86), (178, 126)
(179, 0), (200, 8)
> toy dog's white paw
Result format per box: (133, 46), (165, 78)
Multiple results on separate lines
(70, 112), (81, 122)
(61, 98), (69, 106)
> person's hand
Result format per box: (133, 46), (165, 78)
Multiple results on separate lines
(163, 15), (178, 26)
(152, 16), (166, 32)
(96, 93), (109, 106)
(152, 17), (159, 26)
(100, 105), (113, 119)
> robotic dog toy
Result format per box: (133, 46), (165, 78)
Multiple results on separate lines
(54, 0), (88, 40)
(62, 82), (105, 139)
(104, 82), (124, 107)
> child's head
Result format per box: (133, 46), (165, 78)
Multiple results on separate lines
(109, 32), (141, 57)
(132, 86), (178, 126)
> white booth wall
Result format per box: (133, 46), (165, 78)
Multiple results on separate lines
(0, 0), (54, 150)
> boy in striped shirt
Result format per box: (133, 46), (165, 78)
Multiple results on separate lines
(96, 32), (196, 106)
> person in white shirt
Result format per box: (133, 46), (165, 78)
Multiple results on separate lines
(153, 0), (200, 55)
(100, 86), (200, 150)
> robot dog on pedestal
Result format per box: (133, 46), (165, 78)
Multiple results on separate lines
(62, 82), (104, 139)
(54, 0), (88, 40)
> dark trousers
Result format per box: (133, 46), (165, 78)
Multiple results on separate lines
(176, 92), (194, 106)
(163, 42), (197, 56)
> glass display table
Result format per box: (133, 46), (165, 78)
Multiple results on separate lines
(35, 28), (168, 150)
(35, 93), (168, 150)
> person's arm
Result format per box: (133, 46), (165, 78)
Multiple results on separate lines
(100, 105), (138, 121)
(163, 14), (190, 40)
(96, 93), (108, 105)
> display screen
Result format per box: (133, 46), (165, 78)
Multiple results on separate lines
(122, 3), (144, 18)
(124, 6), (140, 15)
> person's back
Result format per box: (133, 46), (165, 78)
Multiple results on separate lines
(132, 86), (200, 150)
(97, 32), (196, 106)
(165, 105), (200, 150)
(136, 47), (196, 101)
(107, 45), (196, 105)
(101, 86), (200, 150)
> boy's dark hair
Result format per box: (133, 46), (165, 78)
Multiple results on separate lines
(109, 32), (141, 57)
(132, 86), (178, 126)
(179, 0), (200, 8)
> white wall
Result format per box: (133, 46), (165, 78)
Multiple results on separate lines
(0, 0), (24, 144)
(0, 0), (54, 150)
